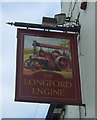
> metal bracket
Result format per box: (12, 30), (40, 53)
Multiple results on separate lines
(83, 104), (87, 116)
(79, 104), (87, 116)
(7, 22), (81, 33)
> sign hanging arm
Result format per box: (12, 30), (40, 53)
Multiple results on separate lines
(7, 22), (80, 33)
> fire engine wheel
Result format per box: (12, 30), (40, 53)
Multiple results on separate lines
(24, 59), (31, 69)
(55, 56), (71, 71)
(31, 60), (42, 71)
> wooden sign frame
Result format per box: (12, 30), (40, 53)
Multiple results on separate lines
(15, 28), (82, 105)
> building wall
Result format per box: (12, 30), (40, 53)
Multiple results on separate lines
(61, 2), (95, 118)
(95, 2), (97, 119)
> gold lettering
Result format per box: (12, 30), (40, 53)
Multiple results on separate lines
(44, 89), (50, 95)
(24, 79), (32, 85)
(25, 79), (72, 88)
(32, 88), (38, 94)
(62, 81), (66, 87)
(60, 89), (64, 96)
(53, 89), (59, 95)
(66, 82), (72, 88)
(34, 80), (43, 86)
(32, 88), (65, 97)
(38, 88), (44, 95)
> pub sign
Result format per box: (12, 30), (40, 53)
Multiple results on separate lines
(15, 28), (82, 104)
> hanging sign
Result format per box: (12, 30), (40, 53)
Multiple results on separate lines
(15, 28), (82, 104)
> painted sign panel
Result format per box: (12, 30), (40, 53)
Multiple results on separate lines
(15, 28), (82, 104)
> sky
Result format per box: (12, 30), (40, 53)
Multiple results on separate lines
(1, 1), (61, 118)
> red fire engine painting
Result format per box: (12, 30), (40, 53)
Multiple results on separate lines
(15, 29), (82, 104)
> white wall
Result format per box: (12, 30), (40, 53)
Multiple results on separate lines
(95, 2), (97, 118)
(61, 2), (95, 118)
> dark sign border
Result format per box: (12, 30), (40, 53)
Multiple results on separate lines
(15, 28), (82, 105)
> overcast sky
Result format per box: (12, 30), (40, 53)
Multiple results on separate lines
(1, 1), (61, 118)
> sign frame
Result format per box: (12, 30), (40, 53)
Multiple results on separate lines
(15, 28), (82, 105)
